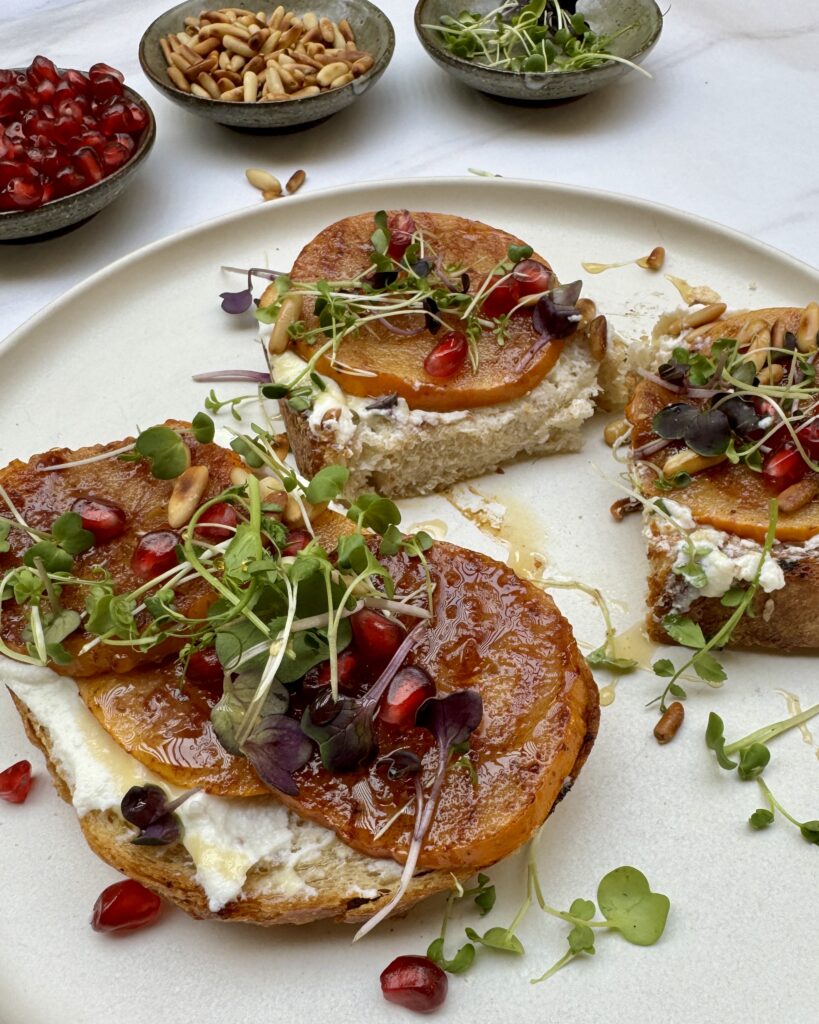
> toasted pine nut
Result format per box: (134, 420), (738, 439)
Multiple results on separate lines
(261, 29), (281, 53)
(183, 55), (218, 81)
(319, 16), (335, 43)
(269, 293), (303, 354)
(245, 167), (280, 193)
(637, 245), (665, 271)
(265, 64), (284, 93)
(167, 65), (192, 92)
(737, 316), (768, 346)
(196, 72), (221, 98)
(330, 71), (354, 88)
(317, 61), (348, 86)
(282, 494), (304, 528)
(243, 70), (259, 100)
(796, 302), (819, 352)
(746, 326), (772, 371)
(179, 43), (201, 64)
(277, 64), (298, 89)
(663, 448), (726, 477)
(289, 85), (320, 98)
(202, 22), (249, 39)
(168, 466), (210, 528)
(269, 5), (285, 29)
(169, 51), (191, 72)
(221, 85), (245, 101)
(285, 168), (306, 194)
(216, 68), (241, 85)
(229, 53), (246, 72)
(302, 11), (318, 30)
(338, 18), (355, 43)
(192, 36), (221, 56)
(332, 25), (346, 49)
(224, 33), (254, 57)
(757, 364), (785, 386)
(245, 54), (266, 75)
(587, 315), (607, 361)
(279, 24), (302, 48)
(610, 496), (641, 521)
(230, 466), (252, 487)
(778, 478), (819, 514)
(262, 187), (283, 199)
(682, 302), (727, 329)
(160, 37), (173, 64)
(654, 702), (684, 744)
(576, 297), (597, 323)
(352, 54), (374, 75)
(604, 418), (629, 446)
(190, 83), (211, 99)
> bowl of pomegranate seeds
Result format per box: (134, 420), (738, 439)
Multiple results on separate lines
(0, 56), (155, 242)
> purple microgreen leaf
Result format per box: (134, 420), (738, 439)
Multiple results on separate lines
(422, 296), (441, 334)
(130, 813), (181, 846)
(243, 713), (313, 797)
(416, 689), (484, 754)
(684, 409), (731, 456)
(378, 748), (423, 781)
(120, 784), (198, 846)
(719, 395), (759, 436)
(301, 698), (377, 774)
(548, 280), (583, 307)
(532, 293), (580, 340)
(219, 288), (254, 314)
(652, 402), (699, 440)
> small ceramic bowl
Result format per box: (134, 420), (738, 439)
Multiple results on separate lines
(139, 0), (395, 132)
(414, 0), (662, 104)
(0, 80), (155, 243)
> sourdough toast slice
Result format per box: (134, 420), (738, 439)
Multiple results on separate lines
(625, 304), (819, 648)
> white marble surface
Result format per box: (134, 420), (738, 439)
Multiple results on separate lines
(1, 0), (818, 343)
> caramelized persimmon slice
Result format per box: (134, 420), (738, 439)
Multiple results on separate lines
(288, 211), (570, 412)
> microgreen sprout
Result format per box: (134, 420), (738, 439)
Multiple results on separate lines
(753, 777), (819, 845)
(424, 1), (650, 77)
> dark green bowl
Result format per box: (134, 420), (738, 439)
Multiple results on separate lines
(139, 0), (395, 132)
(0, 78), (155, 243)
(414, 0), (662, 104)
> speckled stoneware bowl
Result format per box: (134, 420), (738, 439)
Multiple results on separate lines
(0, 80), (155, 243)
(139, 0), (394, 131)
(414, 0), (662, 104)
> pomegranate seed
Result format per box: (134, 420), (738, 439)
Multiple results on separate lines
(100, 140), (129, 172)
(351, 609), (404, 668)
(63, 69), (91, 95)
(380, 956), (447, 1013)
(797, 419), (819, 461)
(512, 258), (553, 296)
(91, 879), (162, 933)
(90, 62), (125, 84)
(302, 649), (360, 698)
(386, 210), (416, 262)
(40, 181), (54, 203)
(132, 530), (180, 580)
(54, 166), (86, 197)
(194, 502), (238, 542)
(380, 666), (436, 730)
(28, 56), (60, 86)
(114, 132), (135, 155)
(185, 647), (224, 694)
(3, 177), (42, 210)
(73, 146), (103, 184)
(35, 78), (56, 105)
(0, 760), (34, 804)
(281, 528), (311, 557)
(0, 70), (15, 88)
(98, 101), (129, 134)
(90, 74), (123, 103)
(123, 101), (148, 133)
(0, 161), (35, 186)
(423, 330), (468, 379)
(71, 497), (127, 544)
(481, 276), (521, 319)
(0, 86), (25, 119)
(762, 445), (807, 492)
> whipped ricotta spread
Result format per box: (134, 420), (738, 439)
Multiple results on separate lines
(5, 662), (400, 912)
(653, 499), (787, 601)
(267, 348), (469, 448)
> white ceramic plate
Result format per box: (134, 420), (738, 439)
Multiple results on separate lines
(1, 178), (817, 1024)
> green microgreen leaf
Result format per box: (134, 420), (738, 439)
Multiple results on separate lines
(737, 742), (771, 780)
(692, 650), (727, 685)
(507, 243), (533, 263)
(347, 493), (401, 536)
(51, 512), (94, 555)
(0, 518), (11, 553)
(596, 866), (670, 946)
(135, 426), (189, 480)
(426, 937), (476, 974)
(749, 808), (774, 830)
(304, 465), (349, 504)
(586, 646), (638, 672)
(662, 613), (705, 649)
(465, 926), (524, 955)
(192, 412), (215, 443)
(705, 712), (737, 770)
(569, 898), (596, 921)
(22, 542), (73, 574)
(652, 658), (675, 677)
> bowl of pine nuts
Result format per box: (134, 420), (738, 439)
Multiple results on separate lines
(139, 1), (395, 130)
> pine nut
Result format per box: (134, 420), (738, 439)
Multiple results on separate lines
(610, 496), (641, 521)
(229, 53), (246, 72)
(290, 85), (320, 98)
(770, 318), (786, 352)
(682, 302), (727, 329)
(796, 302), (819, 352)
(319, 17), (335, 43)
(317, 61), (348, 86)
(269, 293), (303, 354)
(245, 54), (266, 75)
(230, 466), (252, 487)
(167, 66), (192, 92)
(757, 364), (785, 386)
(269, 5), (285, 29)
(587, 315), (607, 361)
(778, 478), (819, 513)
(192, 36), (221, 55)
(246, 167), (282, 193)
(190, 83), (211, 99)
(242, 70), (259, 101)
(303, 11), (318, 30)
(352, 54), (374, 75)
(224, 33), (255, 57)
(330, 71), (354, 89)
(221, 85), (245, 101)
(183, 55), (218, 81)
(262, 187), (283, 199)
(746, 326), (772, 371)
(169, 51), (191, 72)
(576, 297), (597, 323)
(654, 702), (684, 744)
(266, 64), (284, 93)
(737, 316), (768, 346)
(216, 68), (241, 85)
(604, 418), (629, 446)
(168, 466), (210, 528)
(179, 43), (201, 64)
(637, 245), (665, 271)
(338, 18), (355, 43)
(663, 448), (726, 477)
(285, 168), (306, 194)
(196, 72), (221, 98)
(160, 37), (173, 64)
(261, 30), (281, 53)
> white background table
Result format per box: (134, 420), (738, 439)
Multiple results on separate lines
(2, 0), (818, 345)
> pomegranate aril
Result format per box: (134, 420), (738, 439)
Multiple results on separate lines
(71, 497), (127, 543)
(386, 209), (416, 261)
(796, 419), (819, 461)
(0, 759), (34, 804)
(98, 102), (129, 134)
(63, 68), (91, 94)
(512, 258), (553, 296)
(100, 140), (129, 172)
(0, 161), (35, 186)
(302, 649), (360, 698)
(282, 528), (311, 557)
(35, 78), (56, 105)
(123, 101), (148, 133)
(481, 276), (521, 318)
(90, 74), (123, 103)
(28, 56), (60, 86)
(90, 62), (125, 83)
(91, 879), (162, 933)
(423, 330), (468, 378)
(40, 181), (54, 203)
(194, 502), (238, 542)
(54, 166), (86, 197)
(351, 609), (405, 668)
(380, 955), (448, 1013)
(3, 177), (42, 210)
(185, 647), (224, 694)
(380, 665), (436, 730)
(132, 530), (180, 580)
(73, 146), (103, 184)
(763, 445), (807, 492)
(114, 132), (135, 155)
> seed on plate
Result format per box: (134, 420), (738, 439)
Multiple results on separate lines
(269, 292), (303, 353)
(604, 417), (629, 446)
(338, 18), (355, 43)
(242, 70), (258, 101)
(610, 496), (641, 521)
(330, 71), (354, 89)
(167, 66), (191, 92)
(778, 477), (819, 513)
(770, 317), (786, 351)
(654, 702), (684, 744)
(587, 314), (607, 361)
(681, 302), (727, 329)
(285, 168), (306, 194)
(575, 297), (597, 322)
(168, 465), (209, 528)
(197, 71), (221, 98)
(637, 245), (665, 271)
(663, 448), (726, 477)
(796, 302), (819, 352)
(737, 316), (768, 346)
(746, 325), (772, 370)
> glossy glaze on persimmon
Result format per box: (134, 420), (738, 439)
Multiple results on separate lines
(79, 538), (597, 871)
(0, 423), (242, 675)
(627, 379), (819, 542)
(288, 211), (568, 412)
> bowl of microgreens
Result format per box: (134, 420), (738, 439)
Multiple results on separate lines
(414, 0), (662, 103)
